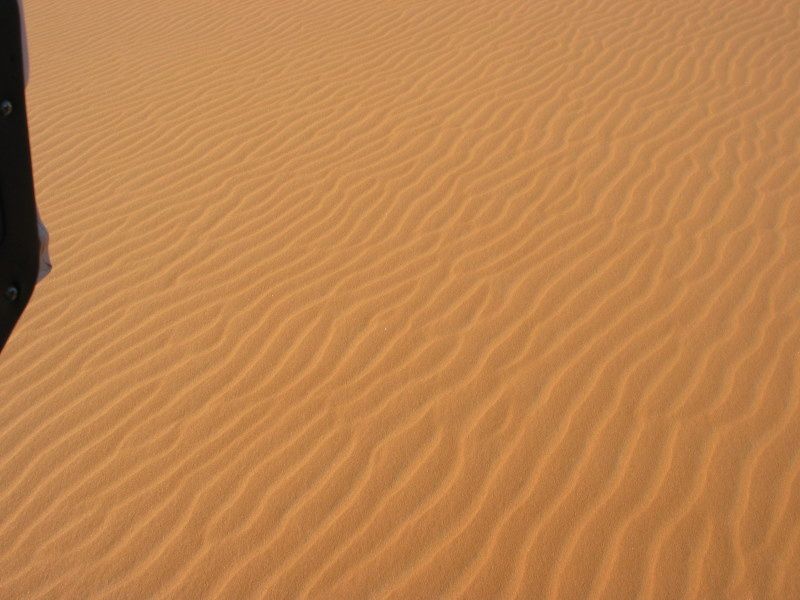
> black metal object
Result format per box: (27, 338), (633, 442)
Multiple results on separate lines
(0, 0), (40, 352)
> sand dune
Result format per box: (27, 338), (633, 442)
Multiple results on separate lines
(1, 0), (799, 597)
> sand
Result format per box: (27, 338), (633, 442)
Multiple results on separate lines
(1, 0), (799, 597)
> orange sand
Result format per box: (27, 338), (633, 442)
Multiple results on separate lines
(1, 0), (799, 597)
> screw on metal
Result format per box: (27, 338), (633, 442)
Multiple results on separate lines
(4, 286), (18, 302)
(0, 100), (12, 117)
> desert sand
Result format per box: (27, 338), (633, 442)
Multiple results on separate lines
(1, 0), (799, 597)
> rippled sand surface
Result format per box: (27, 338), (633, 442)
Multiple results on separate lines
(1, 0), (799, 597)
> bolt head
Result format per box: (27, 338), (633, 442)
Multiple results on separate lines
(1, 100), (12, 117)
(4, 286), (18, 302)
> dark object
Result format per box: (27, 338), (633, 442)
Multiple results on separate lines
(0, 0), (40, 352)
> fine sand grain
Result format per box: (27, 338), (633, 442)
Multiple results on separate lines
(1, 0), (799, 598)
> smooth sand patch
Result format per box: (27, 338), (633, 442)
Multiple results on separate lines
(1, 0), (799, 597)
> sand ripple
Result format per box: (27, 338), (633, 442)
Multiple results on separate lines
(1, 0), (799, 597)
